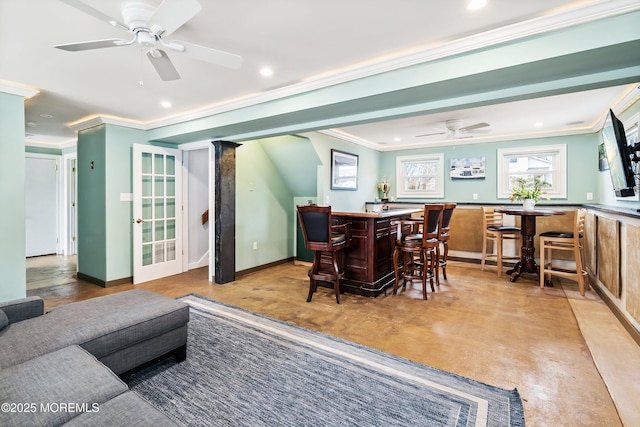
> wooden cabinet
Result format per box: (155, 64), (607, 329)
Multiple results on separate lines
(329, 209), (418, 297)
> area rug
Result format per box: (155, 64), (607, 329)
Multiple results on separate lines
(125, 295), (524, 426)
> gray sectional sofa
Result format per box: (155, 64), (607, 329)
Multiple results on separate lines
(0, 289), (189, 426)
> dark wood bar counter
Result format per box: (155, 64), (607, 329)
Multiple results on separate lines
(330, 208), (421, 297)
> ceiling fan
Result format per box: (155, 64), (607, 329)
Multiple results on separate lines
(54, 0), (243, 81)
(416, 119), (490, 138)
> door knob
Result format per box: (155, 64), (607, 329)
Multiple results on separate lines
(134, 218), (145, 224)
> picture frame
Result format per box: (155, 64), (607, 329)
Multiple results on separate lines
(450, 157), (486, 180)
(331, 149), (358, 190)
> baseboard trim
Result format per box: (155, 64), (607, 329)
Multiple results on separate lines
(76, 272), (132, 288)
(235, 257), (295, 278)
(589, 278), (640, 347)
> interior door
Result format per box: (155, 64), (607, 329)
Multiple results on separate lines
(133, 144), (183, 284)
(25, 155), (59, 257)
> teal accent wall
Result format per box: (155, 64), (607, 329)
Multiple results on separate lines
(25, 146), (62, 155)
(77, 124), (145, 283)
(307, 132), (381, 212)
(235, 139), (295, 270)
(378, 133), (599, 204)
(77, 125), (107, 281)
(105, 125), (145, 281)
(0, 92), (26, 301)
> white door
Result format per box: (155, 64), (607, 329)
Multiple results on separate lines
(133, 144), (183, 284)
(25, 155), (59, 257)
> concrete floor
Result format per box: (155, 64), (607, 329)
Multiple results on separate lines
(26, 256), (640, 426)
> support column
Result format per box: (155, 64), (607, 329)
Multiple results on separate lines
(213, 140), (241, 284)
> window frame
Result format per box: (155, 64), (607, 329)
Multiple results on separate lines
(395, 153), (445, 198)
(497, 144), (567, 199)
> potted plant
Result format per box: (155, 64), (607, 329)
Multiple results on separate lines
(509, 176), (550, 210)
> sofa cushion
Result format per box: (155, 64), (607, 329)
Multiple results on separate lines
(0, 309), (8, 331)
(0, 289), (188, 370)
(63, 392), (179, 426)
(0, 345), (128, 427)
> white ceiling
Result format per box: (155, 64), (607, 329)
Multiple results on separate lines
(1, 0), (639, 149)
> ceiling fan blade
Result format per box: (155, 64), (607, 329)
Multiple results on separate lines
(460, 122), (490, 132)
(55, 39), (128, 52)
(150, 0), (202, 37)
(171, 41), (243, 69)
(416, 131), (446, 138)
(59, 0), (128, 31)
(147, 49), (181, 81)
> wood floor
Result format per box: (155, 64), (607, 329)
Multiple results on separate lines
(27, 257), (640, 426)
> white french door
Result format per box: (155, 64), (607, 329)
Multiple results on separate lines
(133, 144), (183, 284)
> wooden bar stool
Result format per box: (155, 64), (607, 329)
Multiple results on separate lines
(437, 203), (456, 281)
(539, 209), (588, 295)
(481, 206), (521, 277)
(392, 204), (444, 300)
(297, 205), (350, 304)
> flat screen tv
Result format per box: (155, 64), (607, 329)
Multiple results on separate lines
(601, 109), (635, 197)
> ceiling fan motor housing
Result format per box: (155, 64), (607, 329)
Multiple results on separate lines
(121, 2), (155, 33)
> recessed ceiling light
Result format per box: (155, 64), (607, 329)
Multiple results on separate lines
(467, 0), (487, 11)
(39, 113), (53, 119)
(259, 67), (273, 77)
(394, 137), (401, 142)
(26, 121), (37, 128)
(534, 122), (544, 127)
(160, 101), (172, 108)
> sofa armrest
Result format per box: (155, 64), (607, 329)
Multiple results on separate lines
(0, 297), (44, 323)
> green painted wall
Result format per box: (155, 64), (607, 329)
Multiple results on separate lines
(77, 125), (107, 281)
(235, 140), (295, 270)
(25, 146), (62, 155)
(105, 125), (145, 281)
(378, 133), (599, 204)
(77, 124), (145, 283)
(0, 92), (26, 301)
(306, 132), (381, 212)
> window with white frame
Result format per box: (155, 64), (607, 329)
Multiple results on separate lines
(497, 144), (567, 199)
(396, 154), (444, 198)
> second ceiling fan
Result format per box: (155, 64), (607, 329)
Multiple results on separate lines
(55, 0), (243, 81)
(416, 119), (491, 139)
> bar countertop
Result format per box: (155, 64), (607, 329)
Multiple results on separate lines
(332, 208), (421, 218)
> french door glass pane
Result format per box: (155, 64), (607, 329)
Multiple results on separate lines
(142, 222), (152, 243)
(166, 177), (175, 197)
(142, 153), (152, 174)
(155, 220), (165, 241)
(142, 176), (152, 197)
(154, 198), (164, 219)
(154, 154), (164, 174)
(167, 220), (176, 239)
(154, 177), (164, 197)
(166, 156), (175, 175)
(142, 244), (153, 266)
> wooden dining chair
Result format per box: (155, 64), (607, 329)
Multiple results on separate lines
(392, 204), (444, 300)
(481, 206), (521, 277)
(297, 205), (350, 304)
(437, 203), (457, 281)
(539, 209), (588, 295)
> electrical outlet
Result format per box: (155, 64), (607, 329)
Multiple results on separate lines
(252, 241), (258, 250)
(586, 192), (594, 200)
(472, 193), (478, 200)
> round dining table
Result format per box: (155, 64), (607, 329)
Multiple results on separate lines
(494, 207), (566, 283)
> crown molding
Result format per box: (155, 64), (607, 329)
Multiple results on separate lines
(68, 0), (640, 137)
(0, 81), (39, 98)
(146, 0), (640, 130)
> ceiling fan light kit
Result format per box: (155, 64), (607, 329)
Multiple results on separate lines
(55, 0), (243, 81)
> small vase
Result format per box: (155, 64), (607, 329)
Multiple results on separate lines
(523, 199), (535, 210)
